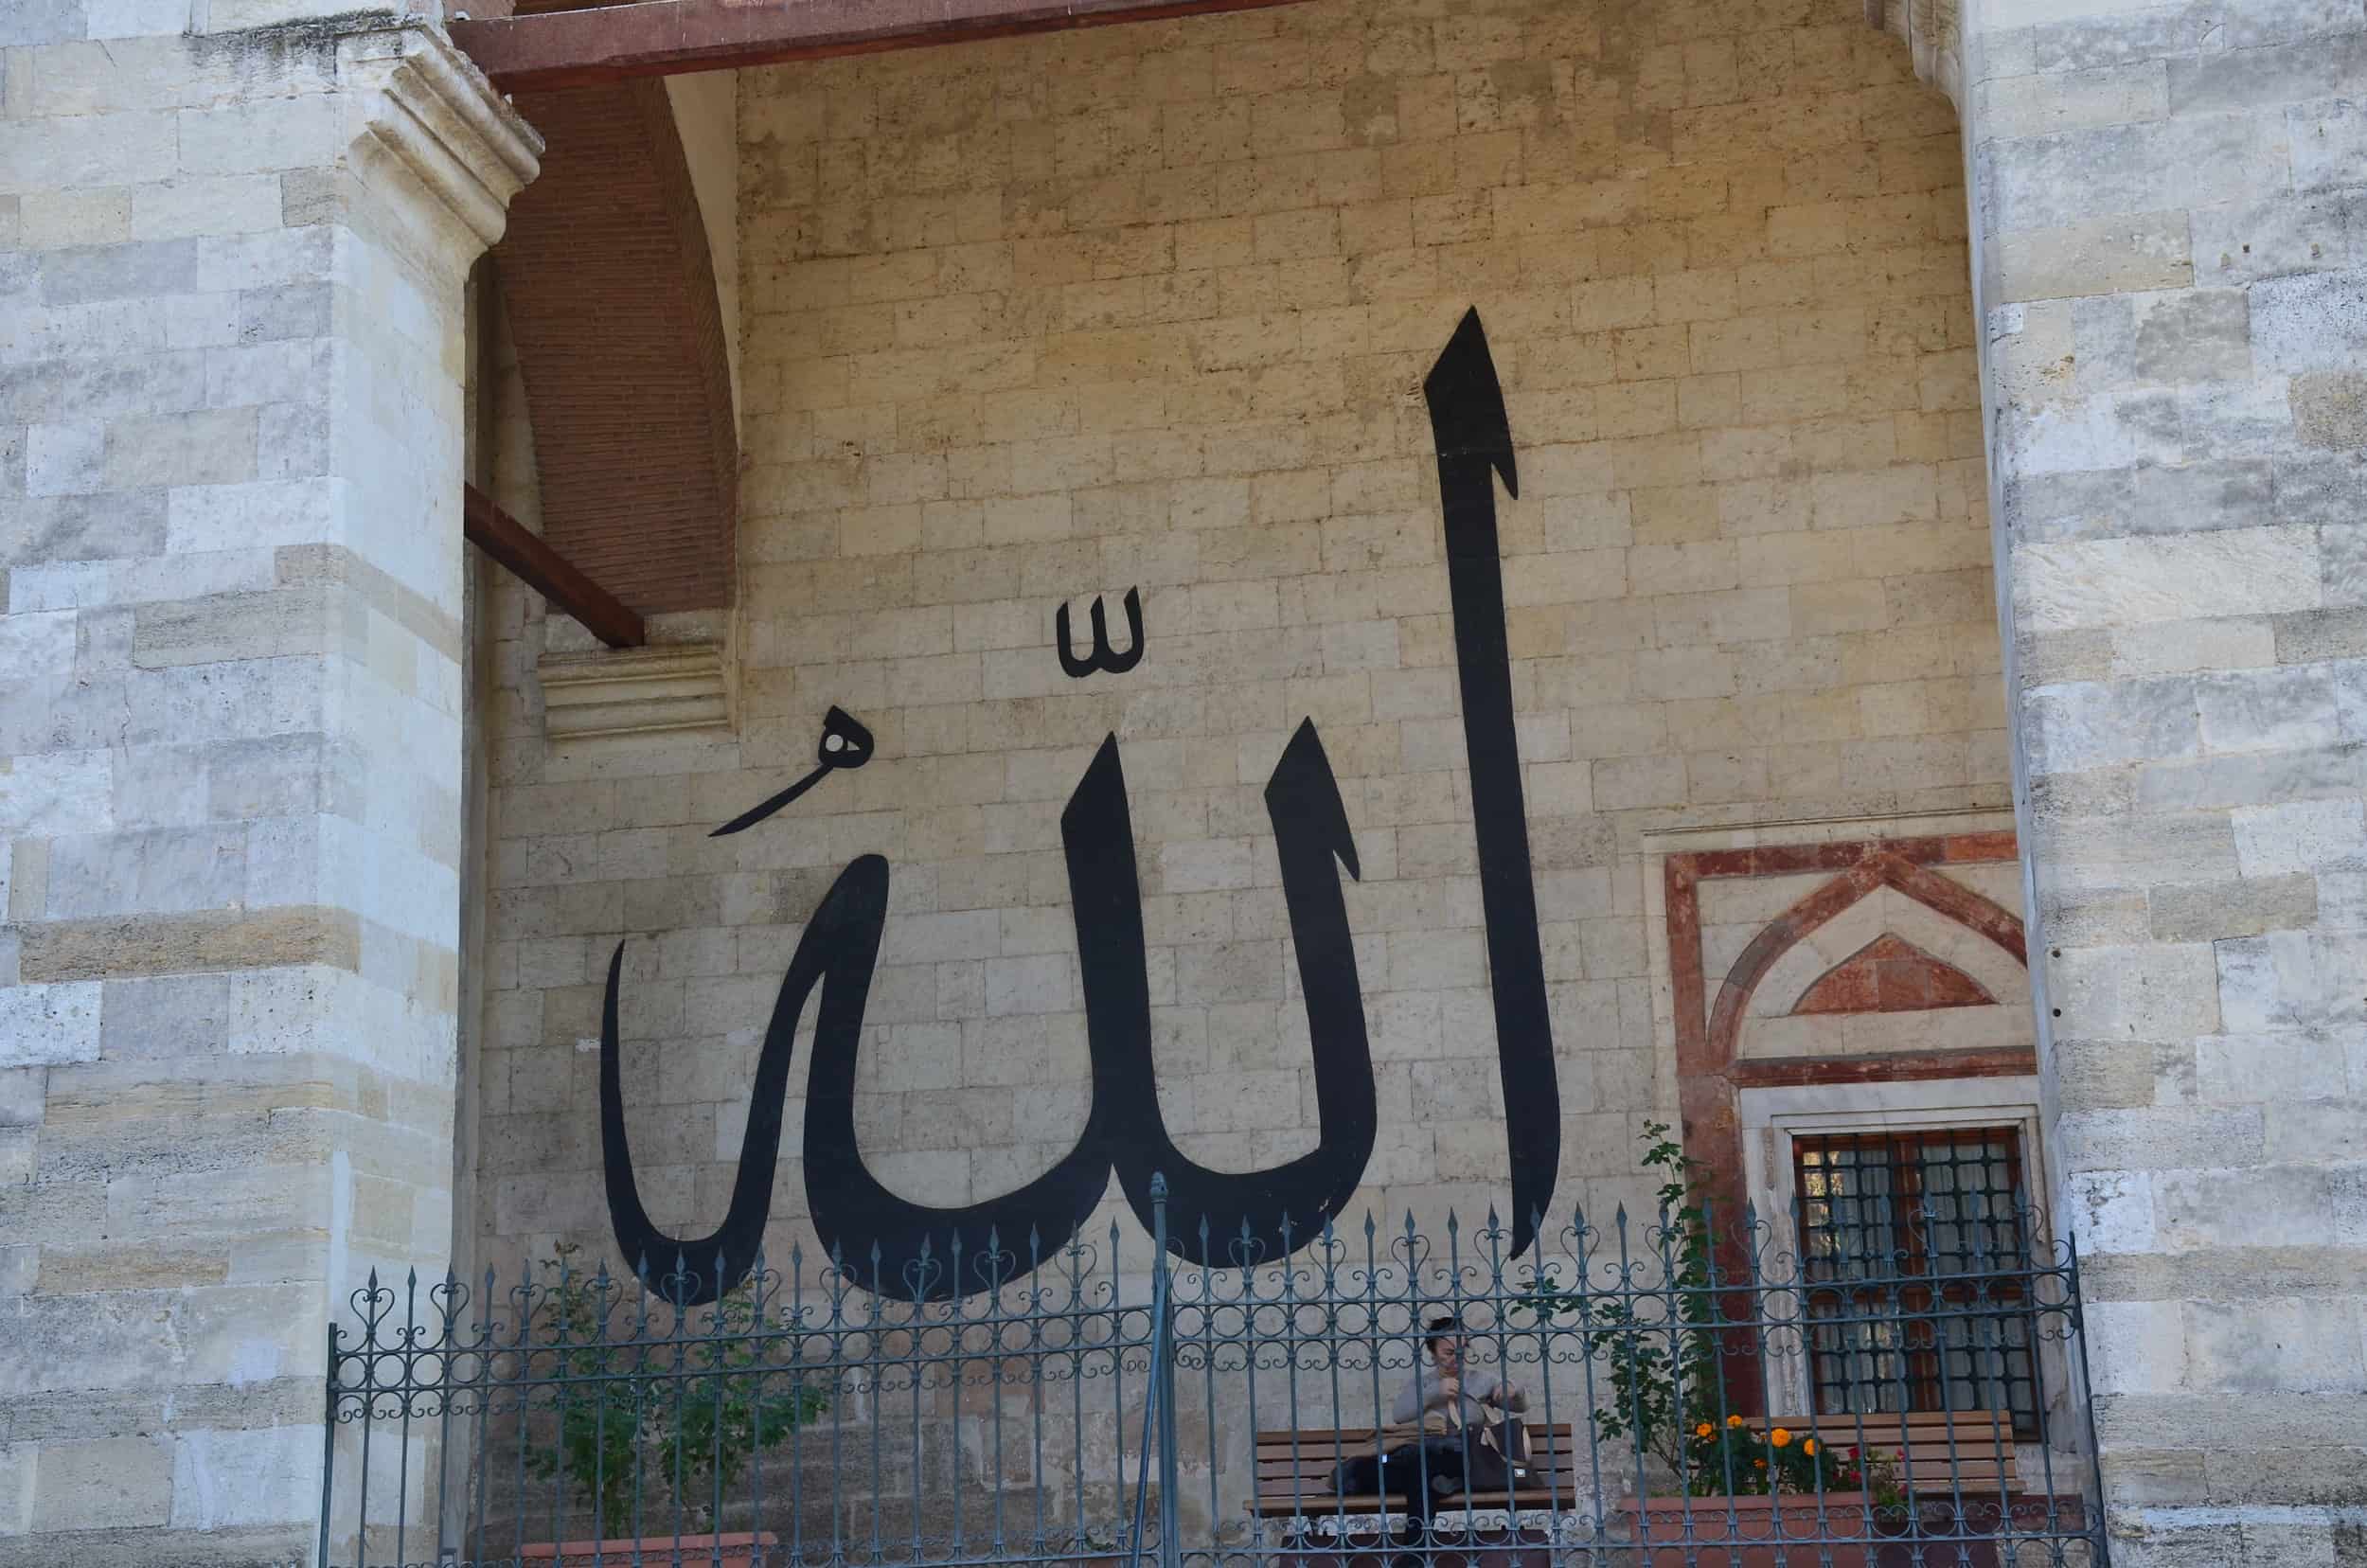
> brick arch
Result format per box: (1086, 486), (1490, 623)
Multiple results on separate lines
(495, 79), (737, 613)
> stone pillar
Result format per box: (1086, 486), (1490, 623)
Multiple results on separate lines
(0, 7), (536, 1557)
(1913, 0), (2367, 1559)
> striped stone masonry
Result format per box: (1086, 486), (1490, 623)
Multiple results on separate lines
(0, 10), (538, 1558)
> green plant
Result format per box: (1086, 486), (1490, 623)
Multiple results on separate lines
(525, 1246), (828, 1538)
(1529, 1125), (1874, 1499)
(1669, 1414), (1896, 1501)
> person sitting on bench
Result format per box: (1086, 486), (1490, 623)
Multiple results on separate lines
(1332, 1316), (1530, 1552)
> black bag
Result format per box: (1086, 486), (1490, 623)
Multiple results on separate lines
(1453, 1414), (1532, 1493)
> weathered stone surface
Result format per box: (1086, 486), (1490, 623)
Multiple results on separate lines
(2189, 187), (2358, 285)
(2149, 874), (2320, 940)
(16, 906), (361, 982)
(2289, 372), (2367, 449)
(0, 982), (101, 1067)
(2232, 797), (2367, 877)
(0, 17), (538, 1567)
(2017, 528), (2323, 630)
(2185, 1297), (2367, 1392)
(2023, 677), (2202, 774)
(2251, 268), (2367, 374)
(1965, 1), (2367, 1546)
(1993, 210), (2194, 302)
(168, 1427), (317, 1530)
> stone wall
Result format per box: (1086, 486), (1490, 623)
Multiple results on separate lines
(1929, 0), (2367, 1559)
(0, 8), (534, 1559)
(474, 0), (2014, 1296)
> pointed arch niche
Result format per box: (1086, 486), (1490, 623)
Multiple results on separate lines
(1644, 813), (2035, 1275)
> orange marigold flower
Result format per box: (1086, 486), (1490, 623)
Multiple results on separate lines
(1726, 1416), (1745, 1429)
(1770, 1428), (1792, 1448)
(1802, 1439), (1817, 1455)
(1754, 1459), (1767, 1470)
(1695, 1422), (1715, 1439)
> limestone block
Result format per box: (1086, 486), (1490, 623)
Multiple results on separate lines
(2023, 677), (2200, 773)
(23, 420), (106, 497)
(2110, 615), (2275, 678)
(30, 1435), (173, 1530)
(982, 953), (1078, 1016)
(2221, 927), (2367, 1031)
(2232, 796), (2367, 876)
(1985, 113), (2292, 238)
(2054, 941), (2222, 1040)
(2056, 1105), (2265, 1174)
(0, 110), (180, 197)
(2272, 606), (2367, 668)
(164, 1423), (314, 1529)
(2289, 372), (2367, 449)
(1994, 212), (2193, 304)
(2018, 528), (2323, 632)
(0, 981), (100, 1066)
(0, 611), (76, 687)
(1978, 62), (2170, 139)
(2169, 33), (2367, 116)
(2185, 1297), (2366, 1393)
(2193, 664), (2342, 755)
(2264, 1096), (2367, 1161)
(2149, 874), (2321, 940)
(2252, 269), (2367, 376)
(2066, 1167), (2158, 1254)
(2082, 1300), (2187, 1396)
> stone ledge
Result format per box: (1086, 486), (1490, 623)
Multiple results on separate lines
(538, 641), (734, 743)
(340, 21), (543, 254)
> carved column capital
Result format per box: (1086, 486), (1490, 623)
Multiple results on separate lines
(336, 22), (543, 262)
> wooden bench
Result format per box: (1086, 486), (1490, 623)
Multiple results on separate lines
(1249, 1424), (1585, 1523)
(1751, 1410), (2020, 1497)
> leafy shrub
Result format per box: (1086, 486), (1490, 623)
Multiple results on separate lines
(1529, 1125), (1891, 1501)
(525, 1247), (828, 1538)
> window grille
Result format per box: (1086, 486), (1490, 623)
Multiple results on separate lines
(1794, 1128), (2040, 1436)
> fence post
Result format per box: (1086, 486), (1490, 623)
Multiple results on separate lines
(1150, 1175), (1182, 1568)
(2066, 1229), (2113, 1567)
(318, 1320), (337, 1568)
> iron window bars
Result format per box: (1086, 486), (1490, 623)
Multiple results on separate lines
(1794, 1129), (2039, 1434)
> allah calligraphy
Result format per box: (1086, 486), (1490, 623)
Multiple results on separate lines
(1426, 311), (1558, 1260)
(1055, 586), (1145, 677)
(709, 705), (874, 837)
(598, 309), (1559, 1304)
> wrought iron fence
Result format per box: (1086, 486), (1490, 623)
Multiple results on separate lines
(324, 1181), (2106, 1568)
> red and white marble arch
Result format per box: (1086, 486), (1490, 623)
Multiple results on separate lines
(1703, 847), (2028, 1073)
(1663, 830), (2036, 1413)
(1791, 933), (1995, 1016)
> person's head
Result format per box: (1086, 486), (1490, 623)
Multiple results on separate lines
(1425, 1315), (1464, 1374)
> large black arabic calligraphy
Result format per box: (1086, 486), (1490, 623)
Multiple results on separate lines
(599, 310), (1557, 1303)
(1425, 310), (1558, 1261)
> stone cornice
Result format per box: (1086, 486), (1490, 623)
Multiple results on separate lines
(340, 22), (543, 252)
(539, 642), (736, 744)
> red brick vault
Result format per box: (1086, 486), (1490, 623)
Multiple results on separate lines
(494, 78), (739, 612)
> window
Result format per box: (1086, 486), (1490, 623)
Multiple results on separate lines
(1793, 1129), (2039, 1436)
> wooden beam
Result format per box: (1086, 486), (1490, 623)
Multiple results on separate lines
(451, 0), (1314, 91)
(464, 485), (647, 649)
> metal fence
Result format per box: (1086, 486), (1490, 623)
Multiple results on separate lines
(324, 1182), (2106, 1568)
